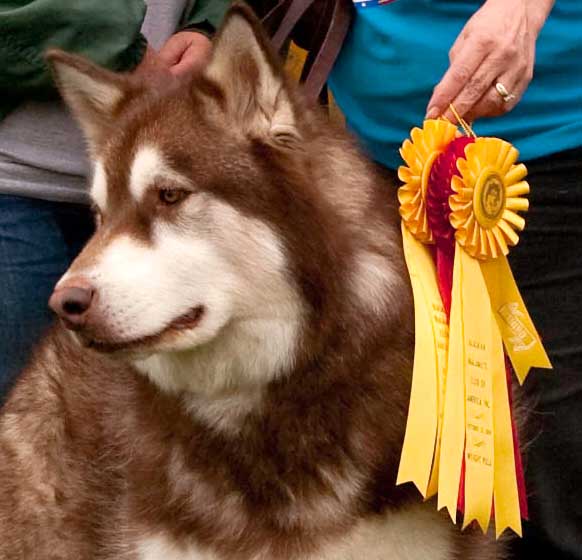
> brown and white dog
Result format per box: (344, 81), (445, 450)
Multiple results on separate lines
(0, 4), (504, 559)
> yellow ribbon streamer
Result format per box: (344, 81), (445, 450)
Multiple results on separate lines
(397, 224), (443, 496)
(481, 256), (552, 384)
(459, 247), (495, 534)
(397, 120), (458, 499)
(427, 308), (449, 498)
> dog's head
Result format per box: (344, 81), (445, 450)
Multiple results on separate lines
(48, 5), (306, 356)
(46, 4), (405, 394)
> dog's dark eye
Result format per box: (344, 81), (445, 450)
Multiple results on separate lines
(158, 189), (189, 206)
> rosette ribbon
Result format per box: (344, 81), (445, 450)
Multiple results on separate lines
(396, 119), (552, 537)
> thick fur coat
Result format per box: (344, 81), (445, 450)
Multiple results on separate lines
(0, 5), (504, 559)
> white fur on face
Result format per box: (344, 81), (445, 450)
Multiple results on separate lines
(85, 231), (234, 349)
(70, 188), (303, 395)
(134, 308), (301, 396)
(131, 199), (304, 395)
(91, 160), (108, 210)
(129, 145), (191, 203)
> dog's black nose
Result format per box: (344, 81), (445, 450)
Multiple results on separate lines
(49, 281), (95, 330)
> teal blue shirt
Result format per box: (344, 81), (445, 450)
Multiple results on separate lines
(329, 1), (582, 169)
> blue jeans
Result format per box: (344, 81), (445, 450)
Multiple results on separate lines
(0, 194), (93, 401)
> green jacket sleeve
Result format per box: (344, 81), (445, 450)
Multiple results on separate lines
(180, 0), (232, 36)
(0, 0), (147, 97)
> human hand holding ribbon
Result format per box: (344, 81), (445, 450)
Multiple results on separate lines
(426, 0), (555, 124)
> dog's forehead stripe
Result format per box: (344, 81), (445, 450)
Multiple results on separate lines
(91, 160), (108, 210)
(130, 146), (164, 202)
(129, 145), (189, 202)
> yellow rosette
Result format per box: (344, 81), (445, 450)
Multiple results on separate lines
(398, 119), (458, 243)
(450, 138), (529, 261)
(446, 136), (551, 536)
(396, 122), (552, 539)
(450, 138), (552, 384)
(396, 119), (457, 498)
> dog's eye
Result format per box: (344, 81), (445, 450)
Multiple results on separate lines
(158, 189), (189, 206)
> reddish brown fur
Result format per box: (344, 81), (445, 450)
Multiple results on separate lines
(0, 4), (508, 559)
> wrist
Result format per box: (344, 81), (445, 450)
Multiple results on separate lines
(528, 0), (555, 35)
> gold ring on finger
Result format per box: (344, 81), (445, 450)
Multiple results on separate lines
(495, 82), (516, 103)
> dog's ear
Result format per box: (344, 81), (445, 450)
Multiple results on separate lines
(46, 50), (132, 155)
(205, 3), (301, 148)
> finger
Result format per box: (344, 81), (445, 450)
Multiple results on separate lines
(448, 29), (469, 64)
(464, 73), (525, 122)
(440, 53), (510, 122)
(169, 45), (212, 77)
(426, 44), (487, 118)
(159, 36), (190, 67)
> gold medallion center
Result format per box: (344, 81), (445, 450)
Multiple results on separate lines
(474, 168), (506, 229)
